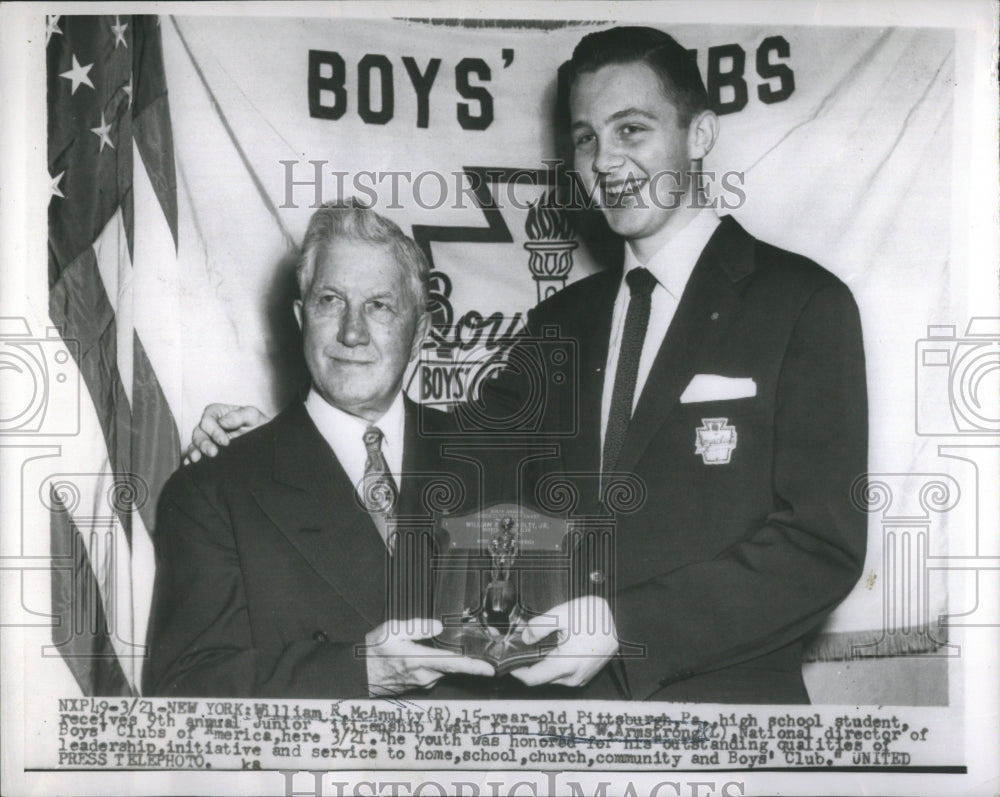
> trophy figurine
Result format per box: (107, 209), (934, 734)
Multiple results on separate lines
(484, 517), (517, 627)
(468, 516), (527, 659)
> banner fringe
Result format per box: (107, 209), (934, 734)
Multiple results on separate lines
(804, 621), (950, 662)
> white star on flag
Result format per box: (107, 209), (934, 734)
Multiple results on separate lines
(59, 54), (94, 95)
(50, 171), (65, 199)
(46, 15), (62, 45)
(111, 17), (128, 48)
(90, 112), (115, 152)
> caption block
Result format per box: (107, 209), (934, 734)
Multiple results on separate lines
(48, 698), (955, 772)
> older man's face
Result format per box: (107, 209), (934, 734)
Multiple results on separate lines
(294, 238), (429, 421)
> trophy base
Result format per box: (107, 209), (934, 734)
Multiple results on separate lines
(434, 621), (557, 677)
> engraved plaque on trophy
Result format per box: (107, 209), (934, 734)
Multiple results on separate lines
(432, 503), (569, 675)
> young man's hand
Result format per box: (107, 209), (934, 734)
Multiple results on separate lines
(184, 403), (269, 464)
(509, 597), (619, 688)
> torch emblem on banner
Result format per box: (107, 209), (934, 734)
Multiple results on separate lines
(524, 189), (578, 302)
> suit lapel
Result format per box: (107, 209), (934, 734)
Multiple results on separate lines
(562, 268), (619, 476)
(252, 402), (388, 627)
(614, 217), (755, 476)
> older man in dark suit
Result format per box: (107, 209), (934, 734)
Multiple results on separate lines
(143, 201), (494, 697)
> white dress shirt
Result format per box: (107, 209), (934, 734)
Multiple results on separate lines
(600, 210), (721, 465)
(304, 389), (405, 500)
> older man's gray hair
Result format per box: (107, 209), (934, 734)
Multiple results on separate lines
(297, 199), (430, 312)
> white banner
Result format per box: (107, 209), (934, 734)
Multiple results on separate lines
(162, 17), (958, 654)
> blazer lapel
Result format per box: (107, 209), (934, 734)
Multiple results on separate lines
(561, 268), (619, 477)
(614, 217), (755, 476)
(252, 402), (389, 627)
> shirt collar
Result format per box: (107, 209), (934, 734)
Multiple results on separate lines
(623, 209), (721, 299)
(305, 388), (406, 458)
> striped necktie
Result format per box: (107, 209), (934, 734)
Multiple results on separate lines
(362, 425), (398, 548)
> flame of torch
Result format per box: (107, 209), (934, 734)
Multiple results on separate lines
(525, 190), (575, 241)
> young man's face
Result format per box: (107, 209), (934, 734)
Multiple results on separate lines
(294, 238), (429, 421)
(570, 61), (696, 251)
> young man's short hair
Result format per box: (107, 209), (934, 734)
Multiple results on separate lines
(566, 26), (709, 126)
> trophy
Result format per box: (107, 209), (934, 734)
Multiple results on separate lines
(432, 504), (568, 675)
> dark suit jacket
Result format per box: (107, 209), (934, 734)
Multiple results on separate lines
(500, 216), (868, 703)
(143, 397), (484, 698)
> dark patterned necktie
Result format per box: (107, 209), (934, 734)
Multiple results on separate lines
(602, 267), (658, 474)
(362, 426), (398, 547)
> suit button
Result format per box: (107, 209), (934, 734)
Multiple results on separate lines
(312, 630), (330, 643)
(589, 570), (605, 584)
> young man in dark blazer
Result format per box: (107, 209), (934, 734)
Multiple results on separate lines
(143, 202), (494, 697)
(501, 27), (868, 702)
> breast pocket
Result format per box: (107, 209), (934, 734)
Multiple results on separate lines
(664, 397), (771, 545)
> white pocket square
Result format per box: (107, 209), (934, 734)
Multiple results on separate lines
(680, 375), (757, 403)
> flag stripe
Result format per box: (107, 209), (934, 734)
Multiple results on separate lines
(130, 14), (182, 533)
(133, 16), (178, 248)
(50, 496), (132, 696)
(48, 245), (134, 543)
(131, 332), (181, 533)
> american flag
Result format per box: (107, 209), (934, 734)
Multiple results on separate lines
(47, 14), (181, 695)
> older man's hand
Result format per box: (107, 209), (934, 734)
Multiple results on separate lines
(365, 618), (495, 695)
(508, 597), (619, 688)
(184, 403), (270, 464)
